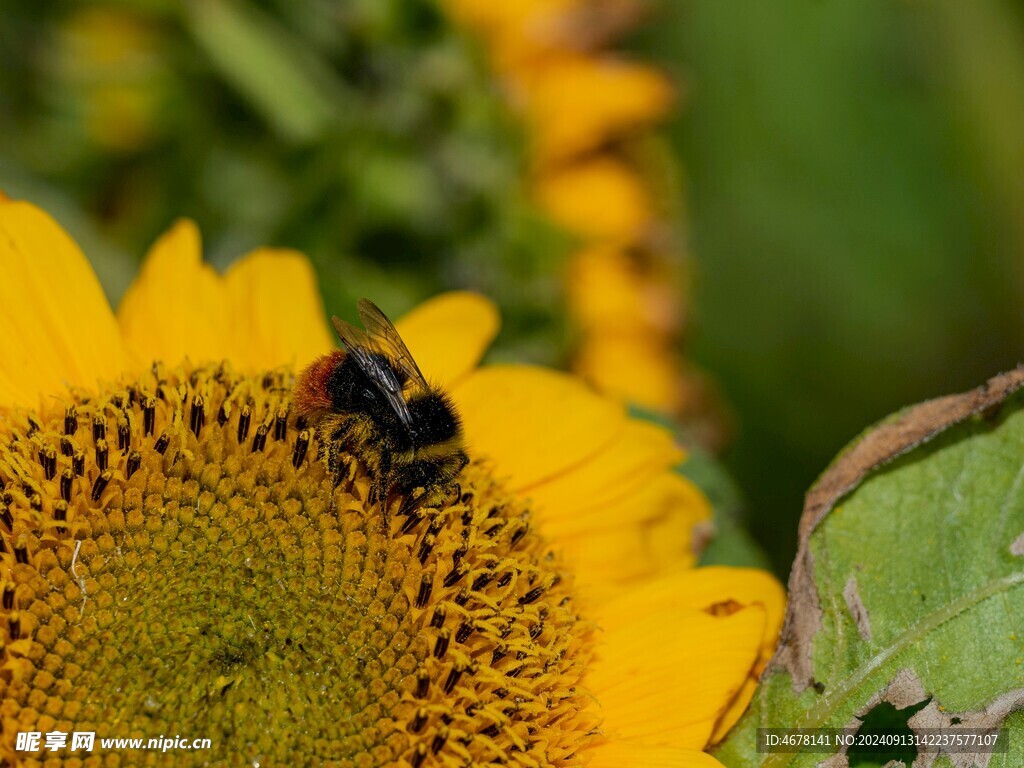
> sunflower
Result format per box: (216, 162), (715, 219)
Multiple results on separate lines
(0, 199), (782, 766)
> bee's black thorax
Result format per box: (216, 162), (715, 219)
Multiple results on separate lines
(322, 353), (468, 506)
(327, 353), (411, 450)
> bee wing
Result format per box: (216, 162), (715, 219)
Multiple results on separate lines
(331, 314), (374, 356)
(355, 299), (430, 391)
(332, 314), (416, 430)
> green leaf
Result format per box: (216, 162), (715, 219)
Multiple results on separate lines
(717, 368), (1024, 767)
(183, 0), (342, 142)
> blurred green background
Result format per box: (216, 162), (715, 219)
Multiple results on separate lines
(643, 0), (1024, 570)
(4, 0), (1024, 574)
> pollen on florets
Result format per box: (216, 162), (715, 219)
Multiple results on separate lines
(0, 363), (596, 767)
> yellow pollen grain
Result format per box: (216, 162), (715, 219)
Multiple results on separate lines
(0, 363), (595, 766)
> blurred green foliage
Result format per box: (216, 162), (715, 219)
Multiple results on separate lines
(640, 0), (1024, 571)
(0, 0), (566, 361)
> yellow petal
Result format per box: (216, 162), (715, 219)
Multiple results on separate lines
(640, 477), (713, 569)
(395, 291), (499, 388)
(589, 565), (786, 743)
(525, 418), (710, 589)
(222, 249), (333, 371)
(590, 591), (765, 748)
(536, 158), (652, 243)
(522, 56), (672, 163)
(588, 741), (727, 768)
(453, 364), (625, 491)
(600, 566), (786, 634)
(566, 246), (648, 332)
(710, 675), (759, 745)
(120, 232), (333, 372)
(527, 419), (683, 522)
(554, 474), (711, 595)
(0, 200), (132, 410)
(704, 568), (787, 742)
(443, 0), (578, 35)
(118, 219), (228, 366)
(443, 0), (582, 69)
(575, 335), (682, 413)
(664, 567), (787, 658)
(566, 246), (680, 334)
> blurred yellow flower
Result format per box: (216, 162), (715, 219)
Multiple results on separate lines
(565, 246), (691, 412)
(0, 200), (781, 765)
(444, 0), (585, 70)
(515, 55), (673, 165)
(443, 0), (719, 429)
(535, 157), (654, 244)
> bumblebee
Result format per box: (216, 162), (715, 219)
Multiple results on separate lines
(294, 299), (468, 514)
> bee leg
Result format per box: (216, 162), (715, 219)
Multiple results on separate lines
(329, 466), (349, 514)
(325, 430), (343, 481)
(397, 488), (427, 520)
(323, 435), (350, 514)
(446, 482), (462, 506)
(377, 446), (392, 495)
(377, 480), (392, 536)
(372, 447), (394, 531)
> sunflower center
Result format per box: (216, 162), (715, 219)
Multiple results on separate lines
(0, 364), (594, 766)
